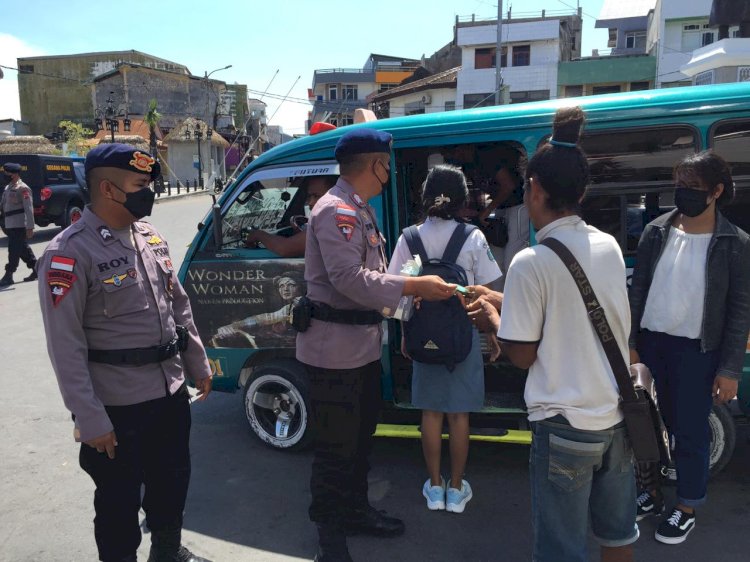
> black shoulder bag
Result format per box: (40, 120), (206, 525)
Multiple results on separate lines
(539, 238), (668, 464)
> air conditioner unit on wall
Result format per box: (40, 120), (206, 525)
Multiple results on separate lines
(421, 95), (432, 104)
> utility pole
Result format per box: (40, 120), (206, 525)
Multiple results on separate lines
(495, 0), (504, 105)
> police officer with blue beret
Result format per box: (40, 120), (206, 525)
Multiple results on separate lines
(296, 129), (456, 561)
(37, 144), (213, 562)
(1, 162), (37, 286)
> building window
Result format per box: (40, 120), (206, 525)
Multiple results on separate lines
(463, 93), (494, 109)
(630, 81), (650, 91)
(625, 31), (647, 50)
(512, 45), (531, 67)
(405, 108), (425, 116)
(702, 31), (715, 46)
(328, 85), (337, 101)
(341, 116), (354, 126)
(564, 85), (583, 97)
(444, 101), (456, 111)
(739, 67), (750, 82)
(329, 118), (338, 127)
(475, 48), (496, 69)
(378, 84), (397, 93)
(343, 85), (358, 100)
(592, 85), (622, 95)
(510, 90), (549, 104)
(695, 70), (714, 86)
(18, 64), (34, 74)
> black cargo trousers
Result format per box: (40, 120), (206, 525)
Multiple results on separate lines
(4, 227), (36, 273)
(305, 360), (382, 527)
(79, 385), (191, 561)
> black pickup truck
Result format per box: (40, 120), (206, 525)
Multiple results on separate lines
(1, 154), (89, 234)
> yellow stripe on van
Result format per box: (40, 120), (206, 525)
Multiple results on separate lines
(375, 424), (532, 445)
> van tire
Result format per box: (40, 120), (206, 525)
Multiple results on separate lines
(243, 360), (312, 451)
(708, 404), (736, 477)
(62, 200), (84, 229)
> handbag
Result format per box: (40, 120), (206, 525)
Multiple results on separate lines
(539, 238), (669, 464)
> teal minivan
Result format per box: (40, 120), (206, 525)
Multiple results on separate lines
(179, 83), (750, 476)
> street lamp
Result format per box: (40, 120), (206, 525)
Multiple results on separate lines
(203, 65), (232, 127)
(184, 120), (213, 188)
(95, 91), (131, 143)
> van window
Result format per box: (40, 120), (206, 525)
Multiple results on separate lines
(220, 178), (301, 249)
(711, 119), (750, 178)
(711, 119), (750, 232)
(43, 161), (74, 184)
(545, 126), (698, 255)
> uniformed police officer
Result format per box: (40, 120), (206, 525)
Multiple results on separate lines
(0, 162), (37, 286)
(37, 144), (213, 562)
(297, 129), (456, 561)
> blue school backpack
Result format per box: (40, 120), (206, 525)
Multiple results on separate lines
(402, 222), (476, 371)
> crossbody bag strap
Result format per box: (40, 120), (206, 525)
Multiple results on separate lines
(539, 238), (638, 403)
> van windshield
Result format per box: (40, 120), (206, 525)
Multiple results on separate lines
(221, 178), (300, 248)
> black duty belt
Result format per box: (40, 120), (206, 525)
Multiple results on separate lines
(88, 326), (189, 366)
(311, 302), (383, 325)
(2, 209), (24, 217)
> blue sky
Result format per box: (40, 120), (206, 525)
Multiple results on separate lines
(0, 0), (607, 133)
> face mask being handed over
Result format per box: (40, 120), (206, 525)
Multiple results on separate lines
(110, 181), (155, 219)
(674, 186), (712, 218)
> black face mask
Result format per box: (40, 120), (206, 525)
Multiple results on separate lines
(674, 186), (711, 218)
(110, 181), (155, 219)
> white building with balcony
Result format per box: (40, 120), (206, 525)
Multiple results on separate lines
(455, 10), (582, 108)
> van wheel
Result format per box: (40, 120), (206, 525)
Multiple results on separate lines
(243, 360), (312, 451)
(708, 404), (736, 476)
(63, 200), (84, 228)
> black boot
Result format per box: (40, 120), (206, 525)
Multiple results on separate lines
(314, 524), (353, 562)
(0, 271), (13, 287)
(147, 528), (212, 562)
(23, 270), (37, 282)
(345, 504), (405, 537)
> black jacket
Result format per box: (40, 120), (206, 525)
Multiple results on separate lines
(629, 209), (750, 380)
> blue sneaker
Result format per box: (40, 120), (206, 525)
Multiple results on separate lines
(422, 477), (446, 510)
(446, 479), (473, 513)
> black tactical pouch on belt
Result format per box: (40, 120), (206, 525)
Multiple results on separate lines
(176, 325), (189, 352)
(291, 296), (313, 332)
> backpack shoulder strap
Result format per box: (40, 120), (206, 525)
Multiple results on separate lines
(403, 225), (429, 264)
(442, 222), (477, 264)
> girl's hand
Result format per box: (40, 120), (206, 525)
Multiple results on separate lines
(712, 375), (738, 405)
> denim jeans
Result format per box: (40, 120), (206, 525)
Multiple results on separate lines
(638, 330), (719, 508)
(530, 415), (639, 562)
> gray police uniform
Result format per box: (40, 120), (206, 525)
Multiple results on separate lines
(1, 174), (36, 279)
(297, 175), (405, 533)
(38, 206), (211, 560)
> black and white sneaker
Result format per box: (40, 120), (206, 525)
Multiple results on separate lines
(655, 508), (696, 544)
(636, 490), (663, 521)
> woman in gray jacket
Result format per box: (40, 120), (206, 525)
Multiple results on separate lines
(629, 151), (750, 545)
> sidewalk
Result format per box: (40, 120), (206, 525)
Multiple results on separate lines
(153, 184), (215, 204)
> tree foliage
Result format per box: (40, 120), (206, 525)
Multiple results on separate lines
(57, 120), (94, 155)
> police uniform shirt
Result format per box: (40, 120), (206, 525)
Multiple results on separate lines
(296, 179), (405, 370)
(38, 207), (211, 442)
(1, 177), (34, 229)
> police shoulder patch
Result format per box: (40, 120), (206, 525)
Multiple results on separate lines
(47, 255), (77, 307)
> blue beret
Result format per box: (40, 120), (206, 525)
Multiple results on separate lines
(85, 143), (161, 180)
(334, 129), (392, 161)
(2, 162), (22, 173)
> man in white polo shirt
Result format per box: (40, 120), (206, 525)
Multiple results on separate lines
(469, 107), (638, 562)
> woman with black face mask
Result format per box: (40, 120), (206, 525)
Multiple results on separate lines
(629, 151), (750, 545)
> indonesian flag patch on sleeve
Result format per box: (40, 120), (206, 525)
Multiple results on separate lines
(335, 205), (357, 241)
(48, 256), (77, 306)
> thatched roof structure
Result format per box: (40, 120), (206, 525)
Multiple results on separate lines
(163, 117), (230, 148)
(0, 135), (58, 155)
(97, 135), (150, 152)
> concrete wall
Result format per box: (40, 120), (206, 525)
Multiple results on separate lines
(17, 52), (188, 135)
(166, 141), (225, 187)
(385, 88), (456, 117)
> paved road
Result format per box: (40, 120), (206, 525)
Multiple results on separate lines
(0, 196), (748, 561)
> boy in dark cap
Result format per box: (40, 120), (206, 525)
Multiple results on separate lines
(37, 143), (213, 562)
(1, 162), (37, 286)
(297, 128), (457, 561)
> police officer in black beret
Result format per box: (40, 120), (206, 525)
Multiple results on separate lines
(1, 162), (37, 286)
